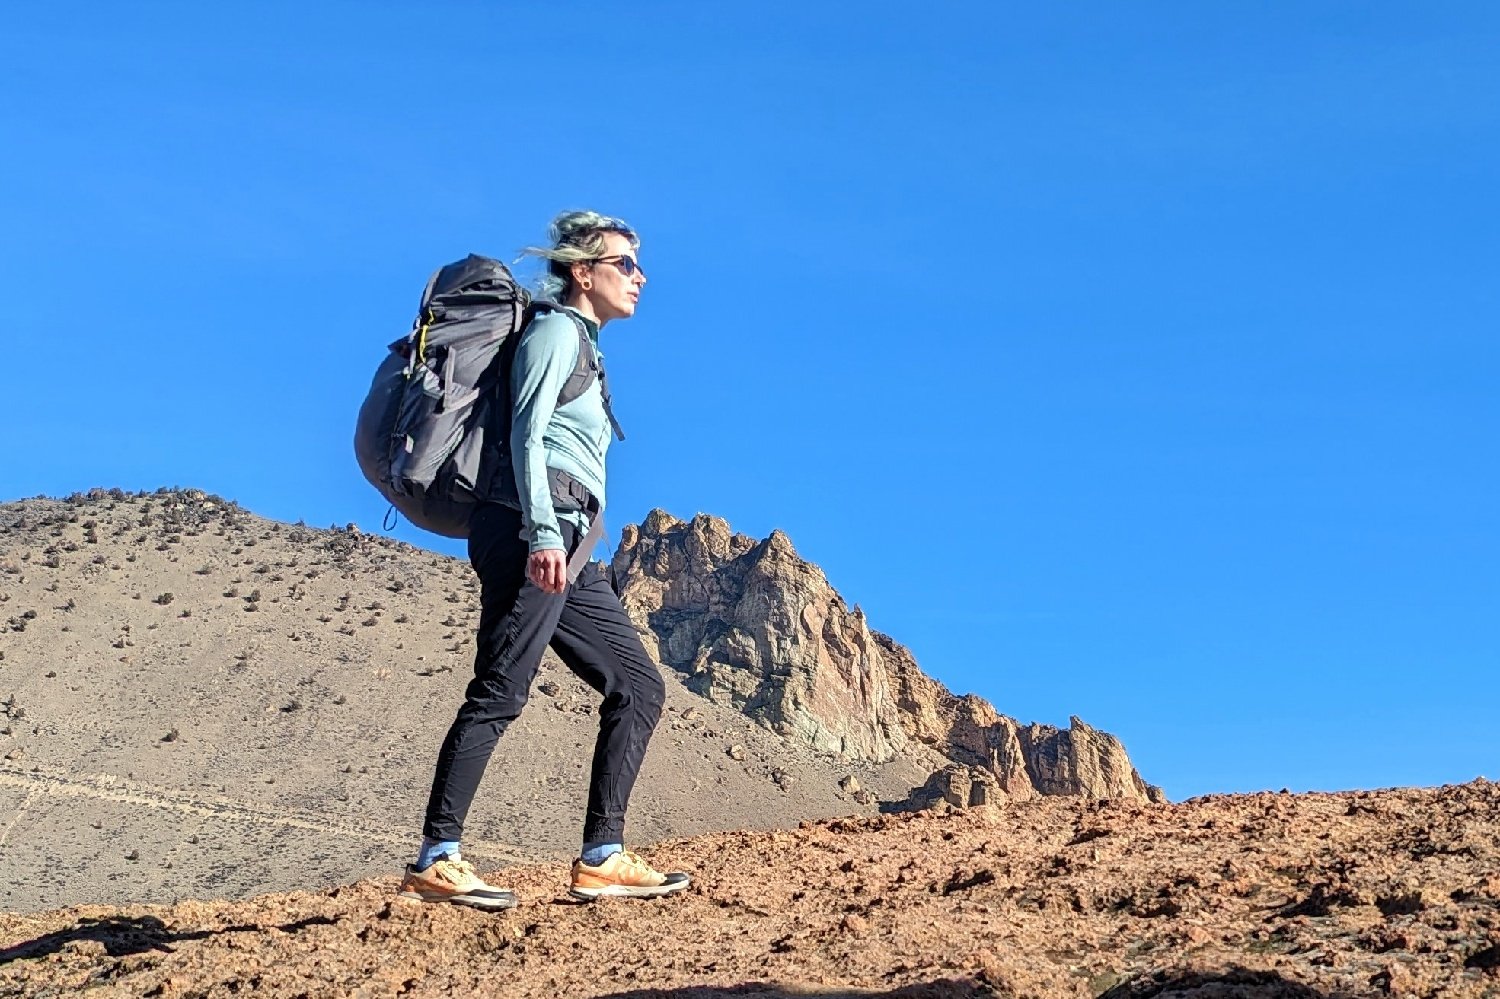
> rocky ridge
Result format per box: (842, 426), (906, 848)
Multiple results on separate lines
(612, 510), (1164, 805)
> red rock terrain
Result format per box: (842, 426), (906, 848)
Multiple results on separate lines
(4, 780), (1498, 998)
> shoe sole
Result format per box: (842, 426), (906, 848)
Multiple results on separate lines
(397, 889), (517, 911)
(568, 880), (690, 901)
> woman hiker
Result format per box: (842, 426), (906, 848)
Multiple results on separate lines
(399, 211), (689, 909)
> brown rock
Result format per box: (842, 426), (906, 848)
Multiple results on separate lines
(613, 510), (1163, 803)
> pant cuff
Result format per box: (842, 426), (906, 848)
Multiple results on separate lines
(583, 817), (625, 844)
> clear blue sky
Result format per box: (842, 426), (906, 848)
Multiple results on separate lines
(5, 3), (1496, 801)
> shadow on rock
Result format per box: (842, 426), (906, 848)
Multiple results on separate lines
(599, 982), (992, 998)
(1098, 967), (1333, 998)
(0, 913), (338, 965)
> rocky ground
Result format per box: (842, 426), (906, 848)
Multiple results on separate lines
(3, 780), (1498, 998)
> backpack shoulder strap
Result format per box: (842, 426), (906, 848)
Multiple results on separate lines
(528, 303), (626, 442)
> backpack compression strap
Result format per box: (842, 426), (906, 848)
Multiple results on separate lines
(407, 265), (447, 367)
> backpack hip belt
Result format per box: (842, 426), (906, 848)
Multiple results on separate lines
(546, 468), (603, 583)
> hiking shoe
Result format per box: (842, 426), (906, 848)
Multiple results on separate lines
(569, 850), (690, 901)
(398, 854), (517, 910)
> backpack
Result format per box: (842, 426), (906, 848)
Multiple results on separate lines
(353, 254), (621, 539)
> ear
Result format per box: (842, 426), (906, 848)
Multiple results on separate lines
(571, 259), (593, 288)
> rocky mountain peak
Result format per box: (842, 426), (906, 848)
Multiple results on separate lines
(613, 509), (1166, 804)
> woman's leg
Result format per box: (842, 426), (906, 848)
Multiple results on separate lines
(421, 505), (569, 843)
(548, 562), (667, 847)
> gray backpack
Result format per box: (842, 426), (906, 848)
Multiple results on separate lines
(353, 254), (620, 539)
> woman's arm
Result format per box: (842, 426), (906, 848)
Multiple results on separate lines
(508, 311), (581, 555)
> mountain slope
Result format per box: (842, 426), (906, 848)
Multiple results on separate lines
(0, 490), (925, 911)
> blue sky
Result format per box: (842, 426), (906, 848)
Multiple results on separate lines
(5, 3), (1496, 801)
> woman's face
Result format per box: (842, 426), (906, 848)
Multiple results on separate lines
(582, 231), (646, 322)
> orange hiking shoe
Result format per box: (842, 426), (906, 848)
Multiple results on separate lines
(398, 854), (517, 910)
(569, 849), (690, 901)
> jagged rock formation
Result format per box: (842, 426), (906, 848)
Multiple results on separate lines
(611, 510), (909, 762)
(612, 510), (1166, 804)
(897, 763), (1005, 811)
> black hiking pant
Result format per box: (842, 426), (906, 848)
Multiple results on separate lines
(422, 503), (665, 846)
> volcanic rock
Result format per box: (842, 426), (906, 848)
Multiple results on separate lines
(612, 510), (1164, 803)
(5, 780), (1498, 998)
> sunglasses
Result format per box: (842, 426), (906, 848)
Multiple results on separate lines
(593, 255), (646, 280)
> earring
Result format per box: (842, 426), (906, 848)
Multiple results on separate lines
(580, 280), (592, 291)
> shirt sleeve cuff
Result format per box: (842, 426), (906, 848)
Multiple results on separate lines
(529, 525), (565, 553)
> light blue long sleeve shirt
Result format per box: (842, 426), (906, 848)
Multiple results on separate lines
(509, 308), (612, 553)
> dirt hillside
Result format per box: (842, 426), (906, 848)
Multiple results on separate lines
(0, 490), (926, 911)
(3, 780), (1498, 998)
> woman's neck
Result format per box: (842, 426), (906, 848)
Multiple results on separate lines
(563, 292), (605, 329)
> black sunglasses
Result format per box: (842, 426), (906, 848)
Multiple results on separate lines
(593, 255), (646, 280)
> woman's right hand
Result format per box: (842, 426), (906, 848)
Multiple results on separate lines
(528, 549), (568, 594)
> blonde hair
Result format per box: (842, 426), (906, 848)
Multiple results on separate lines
(519, 210), (639, 301)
